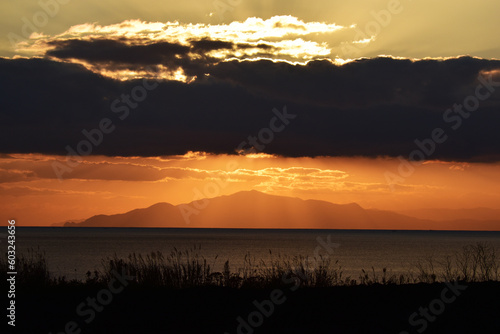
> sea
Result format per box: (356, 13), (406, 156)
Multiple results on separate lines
(7, 227), (500, 281)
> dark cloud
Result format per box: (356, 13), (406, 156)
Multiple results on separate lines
(1, 56), (500, 162)
(47, 39), (191, 65)
(189, 38), (234, 52)
(208, 56), (500, 109)
(45, 38), (275, 77)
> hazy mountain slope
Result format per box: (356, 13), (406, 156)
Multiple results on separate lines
(64, 190), (498, 230)
(67, 202), (183, 227)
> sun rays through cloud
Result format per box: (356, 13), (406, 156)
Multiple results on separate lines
(15, 16), (349, 81)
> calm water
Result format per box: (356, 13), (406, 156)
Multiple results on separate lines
(8, 227), (500, 280)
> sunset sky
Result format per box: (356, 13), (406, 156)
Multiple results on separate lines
(1, 0), (500, 227)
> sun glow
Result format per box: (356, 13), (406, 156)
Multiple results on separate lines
(13, 16), (349, 82)
(2, 153), (500, 227)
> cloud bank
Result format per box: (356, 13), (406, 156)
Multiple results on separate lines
(2, 16), (500, 162)
(1, 54), (500, 161)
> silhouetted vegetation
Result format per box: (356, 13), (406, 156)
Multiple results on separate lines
(0, 247), (51, 286)
(6, 243), (500, 334)
(2, 243), (499, 288)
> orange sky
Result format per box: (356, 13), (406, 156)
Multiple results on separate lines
(2, 3), (500, 230)
(2, 153), (500, 226)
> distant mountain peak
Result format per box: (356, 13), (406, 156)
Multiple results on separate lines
(63, 191), (500, 231)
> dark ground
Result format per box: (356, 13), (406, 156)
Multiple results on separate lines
(6, 281), (500, 334)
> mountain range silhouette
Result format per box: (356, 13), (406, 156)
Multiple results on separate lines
(63, 190), (500, 230)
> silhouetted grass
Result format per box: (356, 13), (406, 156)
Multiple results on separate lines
(411, 242), (500, 283)
(4, 242), (499, 288)
(0, 247), (51, 286)
(100, 245), (216, 288)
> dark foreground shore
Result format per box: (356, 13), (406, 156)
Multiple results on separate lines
(7, 281), (500, 334)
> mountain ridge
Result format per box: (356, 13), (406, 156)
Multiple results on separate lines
(63, 190), (500, 230)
